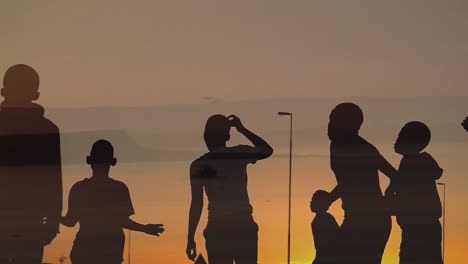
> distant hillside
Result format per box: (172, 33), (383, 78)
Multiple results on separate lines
(47, 96), (467, 156)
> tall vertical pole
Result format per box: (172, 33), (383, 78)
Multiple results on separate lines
(438, 182), (446, 263)
(128, 230), (131, 264)
(287, 115), (293, 264)
(278, 112), (293, 264)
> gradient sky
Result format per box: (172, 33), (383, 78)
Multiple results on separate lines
(1, 0), (468, 107)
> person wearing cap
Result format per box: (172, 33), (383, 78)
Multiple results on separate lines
(61, 140), (165, 264)
(186, 114), (273, 264)
(0, 64), (62, 263)
(324, 103), (398, 264)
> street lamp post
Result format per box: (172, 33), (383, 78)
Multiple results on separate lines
(278, 112), (293, 264)
(437, 182), (446, 263)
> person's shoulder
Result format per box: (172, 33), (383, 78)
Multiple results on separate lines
(109, 178), (129, 190)
(356, 136), (380, 154)
(36, 115), (60, 133)
(70, 178), (90, 192)
(419, 152), (443, 179)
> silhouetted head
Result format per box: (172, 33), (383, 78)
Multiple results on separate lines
(328, 103), (364, 141)
(394, 121), (431, 155)
(204, 114), (231, 151)
(2, 64), (40, 103)
(310, 190), (331, 214)
(87, 140), (117, 177)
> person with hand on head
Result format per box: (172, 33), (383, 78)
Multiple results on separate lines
(61, 140), (165, 264)
(0, 64), (62, 264)
(187, 114), (273, 264)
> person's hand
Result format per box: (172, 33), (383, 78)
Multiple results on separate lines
(42, 216), (60, 245)
(462, 117), (468, 132)
(186, 239), (197, 261)
(228, 114), (246, 132)
(144, 224), (165, 236)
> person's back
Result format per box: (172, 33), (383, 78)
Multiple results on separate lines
(69, 177), (133, 237)
(330, 135), (386, 214)
(0, 64), (62, 263)
(191, 145), (257, 223)
(310, 190), (340, 264)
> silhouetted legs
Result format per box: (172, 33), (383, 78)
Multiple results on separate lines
(0, 238), (43, 264)
(399, 219), (442, 264)
(339, 213), (391, 264)
(70, 234), (125, 264)
(204, 217), (258, 264)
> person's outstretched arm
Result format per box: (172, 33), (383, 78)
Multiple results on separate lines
(187, 163), (204, 261)
(228, 115), (273, 160)
(123, 218), (164, 236)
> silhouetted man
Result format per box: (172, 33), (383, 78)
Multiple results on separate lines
(186, 114), (273, 264)
(325, 103), (397, 264)
(0, 64), (62, 263)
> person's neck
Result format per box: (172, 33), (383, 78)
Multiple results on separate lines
(209, 144), (227, 152)
(91, 173), (110, 180)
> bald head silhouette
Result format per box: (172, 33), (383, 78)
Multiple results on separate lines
(2, 64), (40, 103)
(328, 102), (364, 140)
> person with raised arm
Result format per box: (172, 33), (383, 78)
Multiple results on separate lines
(186, 114), (273, 264)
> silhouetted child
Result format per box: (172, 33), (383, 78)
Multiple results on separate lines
(61, 140), (165, 264)
(392, 121), (443, 264)
(310, 190), (340, 264)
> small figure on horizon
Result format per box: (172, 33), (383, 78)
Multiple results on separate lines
(310, 190), (340, 264)
(391, 121), (444, 264)
(0, 64), (62, 263)
(186, 114), (273, 264)
(462, 117), (468, 132)
(61, 140), (165, 264)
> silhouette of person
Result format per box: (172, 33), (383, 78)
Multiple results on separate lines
(462, 117), (468, 132)
(310, 190), (340, 264)
(186, 114), (273, 264)
(61, 140), (165, 264)
(0, 64), (62, 264)
(391, 121), (443, 264)
(324, 103), (397, 264)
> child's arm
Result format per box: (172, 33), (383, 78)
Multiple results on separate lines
(123, 217), (164, 236)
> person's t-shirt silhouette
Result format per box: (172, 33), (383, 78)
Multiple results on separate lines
(393, 121), (443, 264)
(66, 177), (134, 263)
(310, 190), (340, 264)
(62, 140), (164, 264)
(0, 64), (62, 263)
